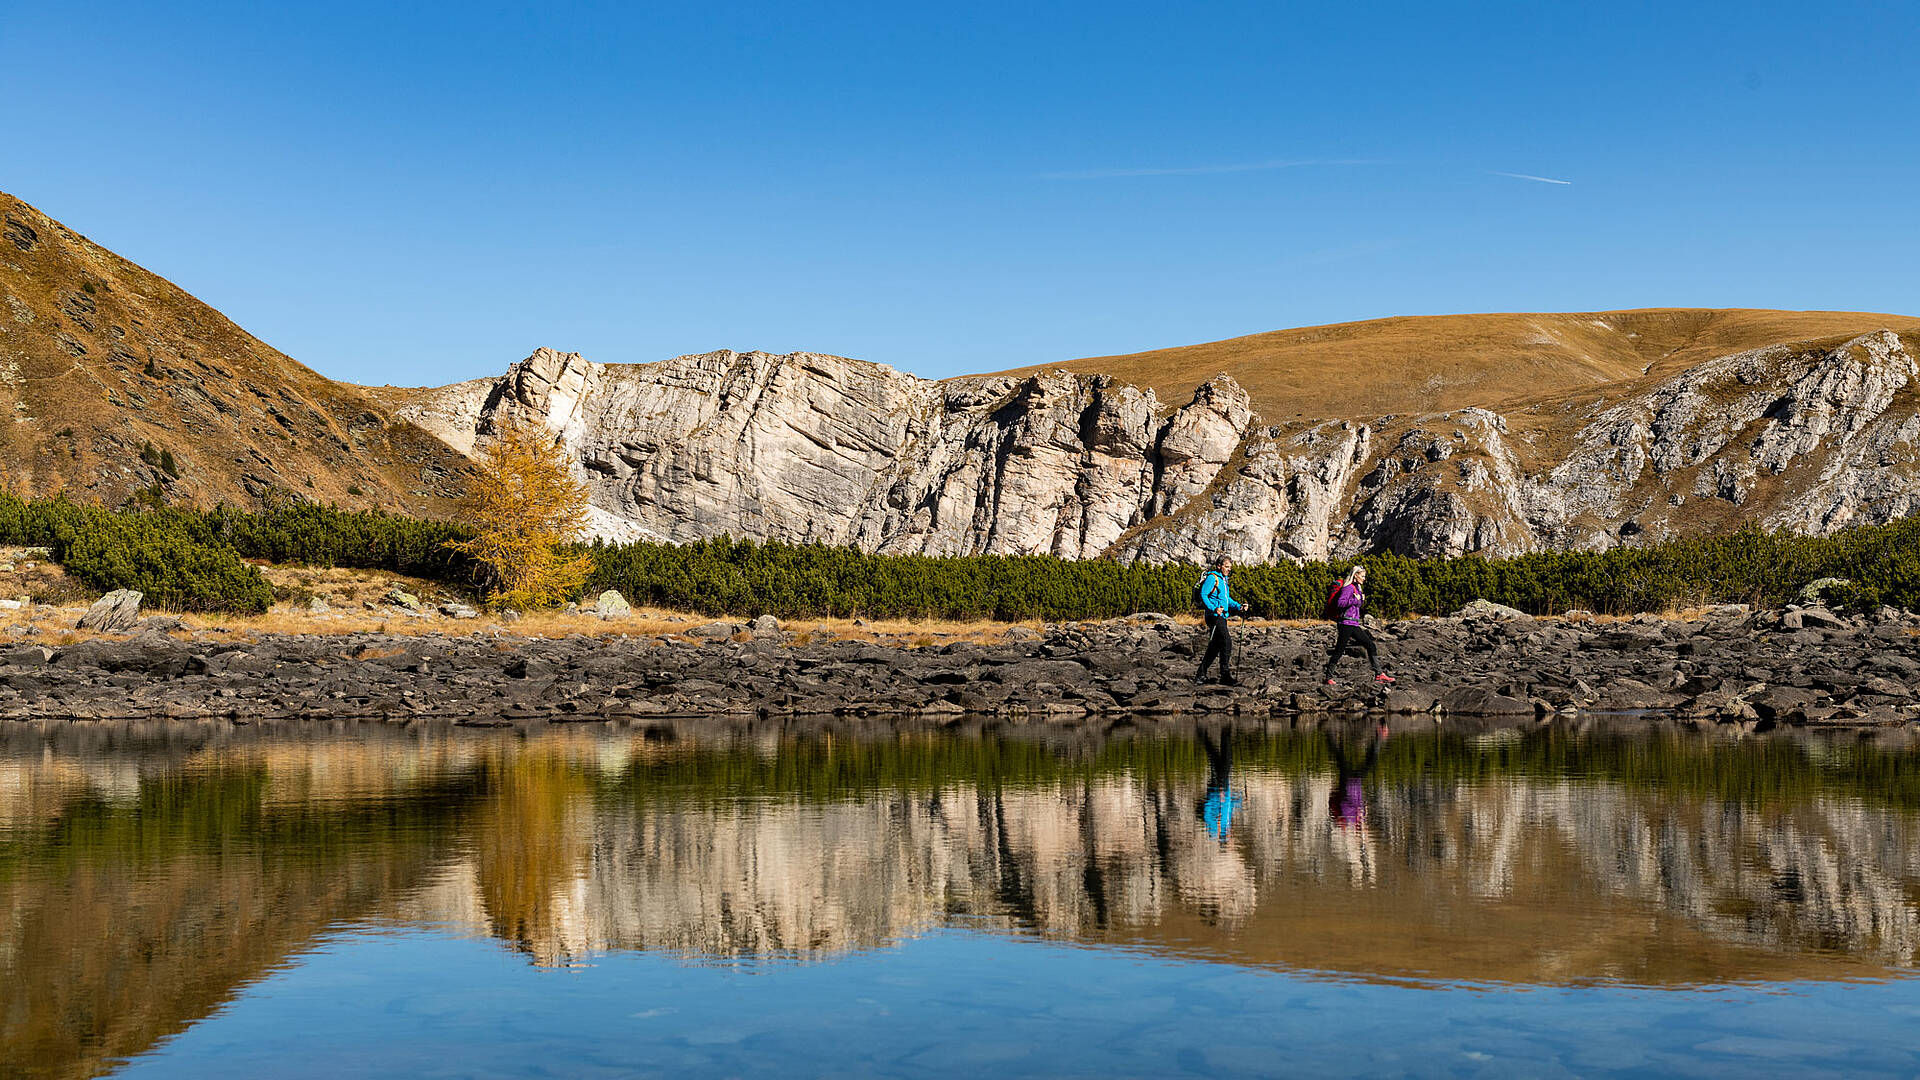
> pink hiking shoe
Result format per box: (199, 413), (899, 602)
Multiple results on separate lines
(1374, 673), (1395, 683)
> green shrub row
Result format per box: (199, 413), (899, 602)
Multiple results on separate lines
(581, 518), (1920, 621)
(4, 491), (1919, 618)
(0, 495), (273, 612)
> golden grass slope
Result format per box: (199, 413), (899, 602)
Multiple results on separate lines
(0, 190), (472, 513)
(1002, 308), (1920, 422)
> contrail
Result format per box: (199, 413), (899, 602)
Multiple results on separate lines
(1042, 158), (1383, 180)
(1492, 171), (1573, 185)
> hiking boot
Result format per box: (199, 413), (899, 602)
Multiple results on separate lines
(1220, 673), (1240, 687)
(1374, 673), (1395, 684)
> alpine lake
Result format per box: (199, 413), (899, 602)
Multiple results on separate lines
(6, 714), (1920, 1079)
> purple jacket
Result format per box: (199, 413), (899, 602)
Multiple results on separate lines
(1332, 582), (1365, 626)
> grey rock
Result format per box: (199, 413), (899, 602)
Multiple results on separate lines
(501, 609), (522, 624)
(593, 590), (632, 619)
(386, 588), (421, 611)
(307, 596), (330, 614)
(135, 615), (185, 633)
(2, 645), (53, 667)
(0, 598), (21, 611)
(1797, 607), (1843, 630)
(751, 614), (783, 636)
(1440, 686), (1536, 715)
(54, 632), (190, 677)
(1798, 577), (1852, 604)
(441, 603), (481, 620)
(691, 621), (737, 639)
(1457, 598), (1530, 621)
(77, 589), (143, 632)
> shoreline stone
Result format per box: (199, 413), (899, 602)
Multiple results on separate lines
(2, 608), (1917, 728)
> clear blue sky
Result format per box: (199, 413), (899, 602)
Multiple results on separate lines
(5, 1), (1916, 386)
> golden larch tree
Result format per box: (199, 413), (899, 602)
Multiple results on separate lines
(447, 422), (594, 610)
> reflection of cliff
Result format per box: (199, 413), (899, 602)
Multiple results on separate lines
(444, 759), (1920, 984)
(7, 721), (1920, 1080)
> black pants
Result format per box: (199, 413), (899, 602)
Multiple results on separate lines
(1198, 614), (1233, 678)
(1324, 624), (1380, 676)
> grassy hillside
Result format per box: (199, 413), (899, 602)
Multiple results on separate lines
(0, 191), (473, 513)
(1001, 308), (1920, 421)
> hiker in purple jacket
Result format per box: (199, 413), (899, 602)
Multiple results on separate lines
(1324, 565), (1392, 685)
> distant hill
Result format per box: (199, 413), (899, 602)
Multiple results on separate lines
(1001, 309), (1920, 423)
(7, 189), (1920, 563)
(0, 191), (471, 512)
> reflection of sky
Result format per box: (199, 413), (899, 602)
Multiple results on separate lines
(114, 927), (1920, 1079)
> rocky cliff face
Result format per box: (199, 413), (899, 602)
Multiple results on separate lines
(398, 328), (1920, 561)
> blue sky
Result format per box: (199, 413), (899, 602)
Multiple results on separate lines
(4, 1), (1916, 385)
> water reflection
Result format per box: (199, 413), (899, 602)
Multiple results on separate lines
(5, 717), (1920, 1078)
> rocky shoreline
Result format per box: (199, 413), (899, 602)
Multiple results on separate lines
(4, 601), (1919, 727)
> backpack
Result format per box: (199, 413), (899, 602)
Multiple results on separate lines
(1192, 571), (1214, 612)
(1322, 580), (1346, 621)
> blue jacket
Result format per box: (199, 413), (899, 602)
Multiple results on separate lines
(1199, 570), (1242, 617)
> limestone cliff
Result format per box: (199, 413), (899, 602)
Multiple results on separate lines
(397, 328), (1920, 561)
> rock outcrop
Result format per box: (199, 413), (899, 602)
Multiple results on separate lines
(399, 329), (1920, 562)
(7, 605), (1916, 726)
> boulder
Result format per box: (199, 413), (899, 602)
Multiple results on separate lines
(53, 632), (190, 677)
(1439, 686), (1536, 715)
(307, 596), (330, 614)
(691, 621), (737, 639)
(1797, 577), (1851, 604)
(1750, 685), (1824, 721)
(1796, 606), (1850, 630)
(386, 588), (421, 611)
(77, 589), (143, 632)
(135, 615), (185, 633)
(1, 645), (53, 667)
(1456, 599), (1529, 621)
(593, 590), (632, 619)
(0, 598), (21, 611)
(751, 614), (783, 636)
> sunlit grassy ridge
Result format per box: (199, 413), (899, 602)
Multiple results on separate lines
(1001, 308), (1920, 422)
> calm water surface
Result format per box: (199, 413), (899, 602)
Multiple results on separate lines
(5, 716), (1920, 1078)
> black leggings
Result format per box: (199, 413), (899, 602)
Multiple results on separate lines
(1324, 624), (1379, 676)
(1199, 614), (1233, 676)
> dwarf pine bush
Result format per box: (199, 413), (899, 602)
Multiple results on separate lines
(3, 490), (1919, 618)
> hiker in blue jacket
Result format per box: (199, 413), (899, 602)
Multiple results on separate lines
(1196, 554), (1244, 686)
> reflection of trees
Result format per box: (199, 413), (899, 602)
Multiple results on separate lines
(0, 726), (481, 1080)
(7, 720), (1920, 1080)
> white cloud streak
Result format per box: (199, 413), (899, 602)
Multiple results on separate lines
(1491, 171), (1573, 185)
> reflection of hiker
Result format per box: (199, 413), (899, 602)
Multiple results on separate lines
(1197, 724), (1243, 842)
(1194, 555), (1245, 686)
(1325, 723), (1387, 828)
(1323, 565), (1392, 686)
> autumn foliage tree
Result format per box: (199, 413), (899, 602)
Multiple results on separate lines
(446, 423), (594, 609)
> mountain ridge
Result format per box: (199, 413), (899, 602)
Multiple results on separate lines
(7, 190), (1920, 563)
